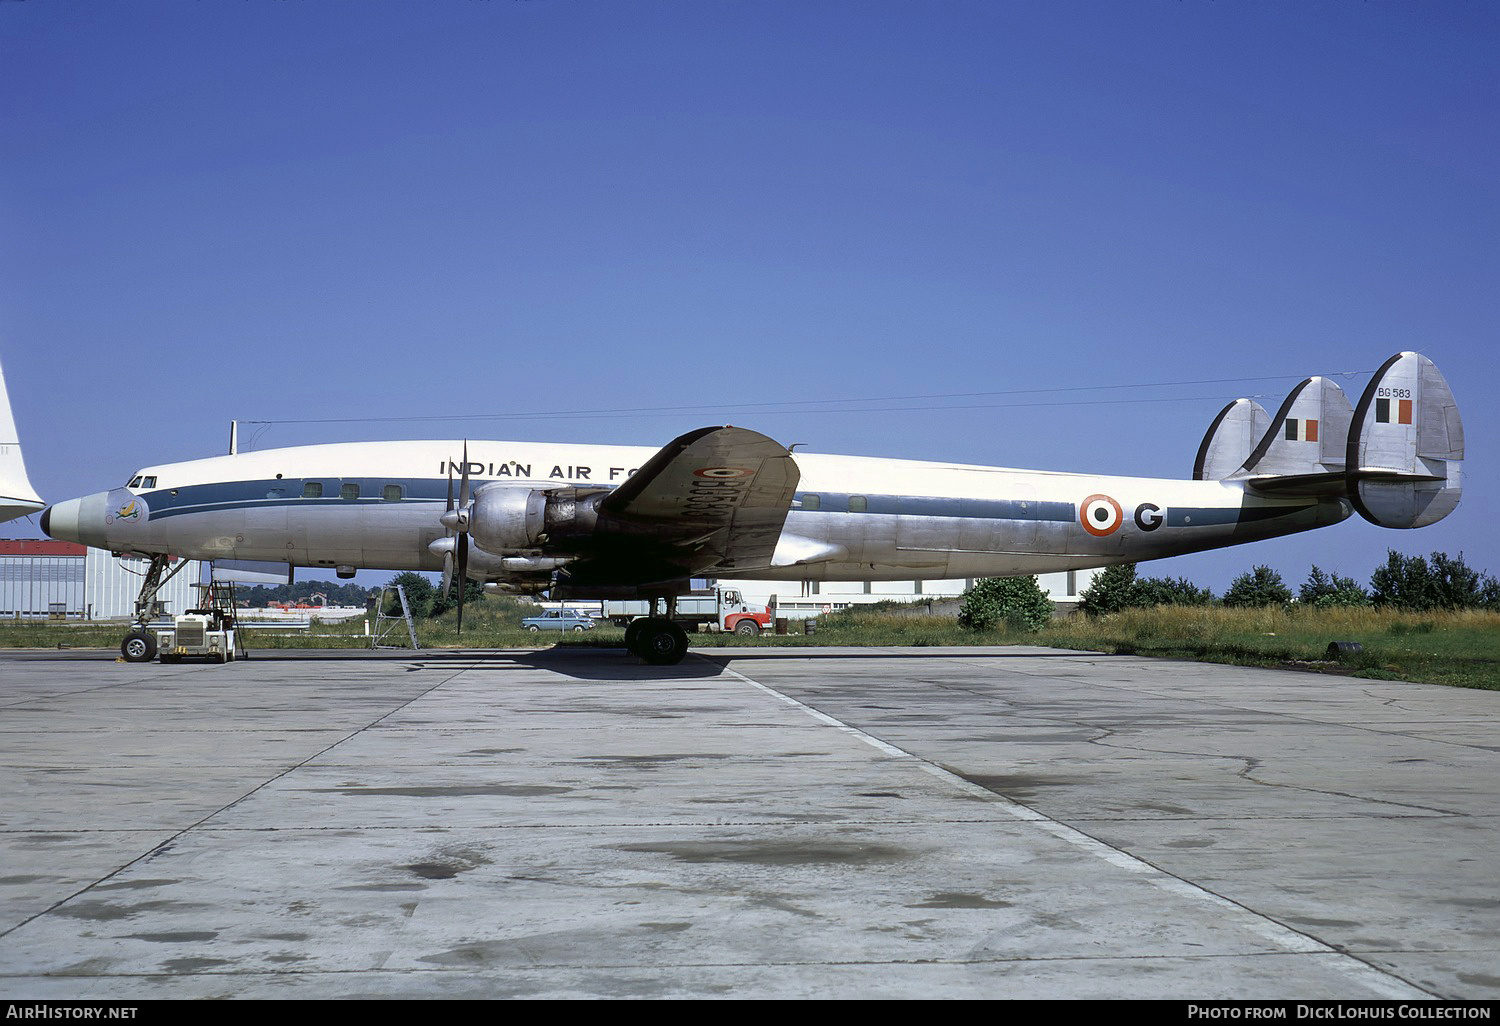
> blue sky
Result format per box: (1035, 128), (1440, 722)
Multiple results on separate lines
(2, 0), (1495, 592)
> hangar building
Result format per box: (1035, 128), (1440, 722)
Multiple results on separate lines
(0, 540), (205, 620)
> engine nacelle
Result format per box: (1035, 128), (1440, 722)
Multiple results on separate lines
(468, 485), (607, 554)
(469, 486), (547, 553)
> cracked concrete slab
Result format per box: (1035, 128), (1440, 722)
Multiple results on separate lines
(0, 646), (1494, 999)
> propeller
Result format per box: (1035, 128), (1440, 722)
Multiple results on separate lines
(456, 441), (470, 634)
(435, 442), (474, 634)
(439, 462), (456, 599)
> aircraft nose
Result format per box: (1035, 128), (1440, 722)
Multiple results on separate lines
(40, 493), (109, 548)
(41, 498), (75, 541)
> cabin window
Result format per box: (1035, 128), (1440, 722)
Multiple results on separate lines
(303, 482), (323, 499)
(341, 483), (361, 501)
(848, 495), (868, 513)
(801, 493), (821, 511)
(382, 484), (404, 502)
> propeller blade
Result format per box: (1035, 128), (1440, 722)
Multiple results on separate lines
(458, 439), (471, 513)
(439, 550), (453, 600)
(456, 531), (468, 635)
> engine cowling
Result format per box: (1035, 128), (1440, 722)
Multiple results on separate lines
(469, 486), (547, 552)
(467, 485), (605, 554)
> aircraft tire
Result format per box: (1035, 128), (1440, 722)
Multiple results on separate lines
(121, 631), (157, 663)
(638, 619), (689, 666)
(623, 618), (648, 653)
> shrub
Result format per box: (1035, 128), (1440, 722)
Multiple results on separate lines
(1134, 575), (1215, 607)
(1222, 565), (1292, 608)
(386, 571), (435, 618)
(1299, 566), (1370, 608)
(1078, 563), (1141, 617)
(958, 576), (1054, 632)
(1372, 550), (1500, 611)
(1079, 563), (1214, 616)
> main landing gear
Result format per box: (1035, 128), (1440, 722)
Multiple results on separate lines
(623, 596), (690, 665)
(625, 618), (690, 665)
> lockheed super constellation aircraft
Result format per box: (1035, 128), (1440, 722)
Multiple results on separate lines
(29, 352), (1465, 664)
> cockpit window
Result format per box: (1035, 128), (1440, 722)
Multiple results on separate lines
(140, 476), (157, 489)
(129, 476), (143, 488)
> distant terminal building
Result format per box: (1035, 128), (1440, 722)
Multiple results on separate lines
(730, 569), (1099, 619)
(0, 540), (205, 620)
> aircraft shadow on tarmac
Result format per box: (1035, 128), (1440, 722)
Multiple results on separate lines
(0, 645), (1101, 680)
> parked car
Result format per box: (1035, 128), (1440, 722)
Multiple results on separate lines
(520, 608), (596, 632)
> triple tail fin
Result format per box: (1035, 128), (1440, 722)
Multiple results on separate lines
(1230, 376), (1353, 496)
(1345, 352), (1463, 529)
(1193, 398), (1269, 481)
(0, 359), (43, 525)
(1193, 353), (1464, 529)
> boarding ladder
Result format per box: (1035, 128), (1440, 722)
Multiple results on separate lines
(191, 578), (249, 660)
(371, 583), (421, 650)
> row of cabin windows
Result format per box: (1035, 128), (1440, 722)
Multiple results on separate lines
(131, 475), (406, 502)
(299, 482), (406, 501)
(799, 494), (868, 513)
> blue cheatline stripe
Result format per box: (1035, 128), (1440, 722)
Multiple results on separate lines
(793, 492), (1077, 522)
(136, 479), (1313, 528)
(1166, 505), (1311, 528)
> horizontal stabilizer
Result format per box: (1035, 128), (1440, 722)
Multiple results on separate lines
(1346, 352), (1463, 529)
(1240, 471), (1348, 498)
(1194, 399), (1268, 481)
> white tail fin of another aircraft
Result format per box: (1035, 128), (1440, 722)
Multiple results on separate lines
(1198, 352), (1463, 529)
(0, 360), (44, 525)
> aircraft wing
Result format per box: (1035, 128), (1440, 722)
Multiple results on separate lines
(593, 425), (801, 575)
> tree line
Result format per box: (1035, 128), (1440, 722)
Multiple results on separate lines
(1077, 550), (1500, 616)
(959, 549), (1500, 631)
(235, 581), (376, 608)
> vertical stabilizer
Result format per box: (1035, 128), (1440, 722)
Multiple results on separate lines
(1238, 376), (1352, 479)
(0, 361), (43, 524)
(1346, 352), (1463, 528)
(1194, 398), (1269, 481)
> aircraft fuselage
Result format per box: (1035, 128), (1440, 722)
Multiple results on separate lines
(41, 438), (1352, 584)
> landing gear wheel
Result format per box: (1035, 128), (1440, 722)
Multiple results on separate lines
(636, 619), (689, 666)
(624, 618), (648, 653)
(121, 630), (157, 663)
